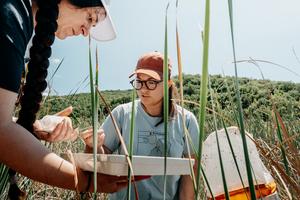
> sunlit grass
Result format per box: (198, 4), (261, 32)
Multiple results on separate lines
(209, 80), (230, 200)
(2, 1), (299, 199)
(162, 3), (170, 200)
(175, 0), (197, 194)
(127, 89), (136, 199)
(88, 36), (98, 199)
(226, 0), (256, 198)
(196, 0), (210, 199)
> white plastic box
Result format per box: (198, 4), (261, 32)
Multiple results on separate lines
(73, 153), (194, 176)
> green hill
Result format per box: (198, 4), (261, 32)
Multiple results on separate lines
(40, 74), (300, 139)
(19, 74), (299, 199)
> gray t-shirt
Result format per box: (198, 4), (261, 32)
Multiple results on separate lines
(102, 100), (199, 200)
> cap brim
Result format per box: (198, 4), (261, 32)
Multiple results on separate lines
(90, 0), (116, 41)
(129, 69), (162, 80)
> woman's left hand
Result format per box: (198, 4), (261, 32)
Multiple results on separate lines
(33, 106), (78, 142)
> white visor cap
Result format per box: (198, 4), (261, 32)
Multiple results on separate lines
(90, 0), (116, 41)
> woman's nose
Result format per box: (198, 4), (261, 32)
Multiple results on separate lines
(140, 84), (149, 91)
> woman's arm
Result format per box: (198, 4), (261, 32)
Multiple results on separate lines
(0, 88), (132, 193)
(0, 88), (77, 190)
(179, 155), (198, 200)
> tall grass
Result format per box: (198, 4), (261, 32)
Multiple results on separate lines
(163, 3), (170, 200)
(222, 121), (249, 199)
(4, 1), (299, 199)
(0, 165), (9, 196)
(88, 36), (98, 199)
(175, 0), (197, 193)
(196, 0), (210, 199)
(276, 115), (300, 175)
(209, 81), (230, 200)
(226, 0), (256, 199)
(273, 111), (290, 175)
(96, 88), (139, 199)
(127, 89), (136, 199)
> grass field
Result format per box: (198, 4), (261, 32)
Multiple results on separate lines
(1, 74), (297, 199)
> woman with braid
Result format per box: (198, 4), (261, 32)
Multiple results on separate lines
(0, 0), (144, 195)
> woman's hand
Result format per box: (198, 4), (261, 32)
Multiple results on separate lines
(80, 128), (105, 153)
(67, 149), (150, 193)
(33, 106), (78, 142)
(76, 168), (150, 193)
(92, 174), (150, 193)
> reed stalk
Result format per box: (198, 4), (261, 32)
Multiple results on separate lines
(88, 36), (98, 199)
(222, 121), (249, 200)
(96, 88), (139, 199)
(127, 90), (136, 199)
(196, 0), (210, 199)
(209, 80), (230, 200)
(163, 3), (170, 200)
(175, 0), (197, 193)
(273, 111), (290, 175)
(226, 1), (256, 198)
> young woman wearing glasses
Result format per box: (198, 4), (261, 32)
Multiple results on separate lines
(84, 51), (199, 199)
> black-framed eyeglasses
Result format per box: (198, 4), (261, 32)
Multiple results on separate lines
(130, 79), (163, 90)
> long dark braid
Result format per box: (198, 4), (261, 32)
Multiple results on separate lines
(8, 0), (60, 199)
(16, 0), (60, 133)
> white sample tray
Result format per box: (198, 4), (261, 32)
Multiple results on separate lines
(73, 153), (194, 176)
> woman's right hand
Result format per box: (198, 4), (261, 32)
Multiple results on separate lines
(80, 128), (105, 154)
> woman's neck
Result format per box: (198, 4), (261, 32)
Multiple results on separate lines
(141, 101), (162, 117)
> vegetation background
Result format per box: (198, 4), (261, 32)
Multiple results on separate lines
(2, 74), (297, 199)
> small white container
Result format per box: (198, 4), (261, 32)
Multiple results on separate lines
(39, 115), (64, 133)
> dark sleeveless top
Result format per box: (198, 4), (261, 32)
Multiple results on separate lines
(0, 0), (33, 93)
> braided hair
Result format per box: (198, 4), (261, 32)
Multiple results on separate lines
(17, 0), (104, 133)
(16, 0), (60, 133)
(9, 0), (104, 198)
(9, 1), (60, 198)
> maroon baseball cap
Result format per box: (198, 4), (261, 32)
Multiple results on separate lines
(129, 52), (172, 80)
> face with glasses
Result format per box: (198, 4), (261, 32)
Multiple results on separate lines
(130, 79), (163, 90)
(131, 74), (165, 109)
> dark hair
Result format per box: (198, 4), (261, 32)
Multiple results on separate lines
(9, 0), (61, 198)
(167, 82), (178, 118)
(155, 80), (178, 127)
(70, 0), (103, 8)
(9, 0), (104, 198)
(17, 0), (61, 133)
(17, 0), (104, 133)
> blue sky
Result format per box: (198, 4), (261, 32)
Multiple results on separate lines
(49, 0), (300, 95)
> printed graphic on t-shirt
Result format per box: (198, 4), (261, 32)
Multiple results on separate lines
(137, 130), (171, 156)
